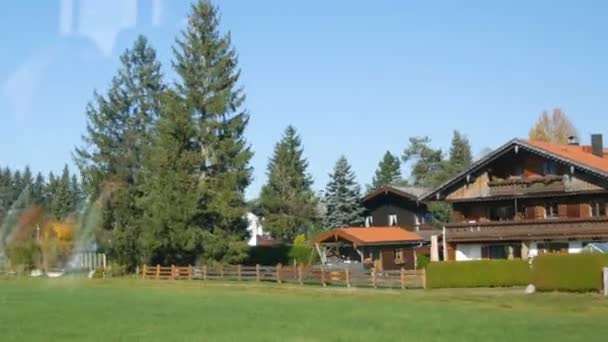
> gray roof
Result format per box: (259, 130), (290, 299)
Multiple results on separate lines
(392, 186), (429, 198)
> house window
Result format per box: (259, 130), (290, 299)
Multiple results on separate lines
(481, 244), (522, 260)
(544, 202), (559, 218)
(388, 214), (398, 226)
(365, 216), (374, 227)
(591, 201), (606, 217)
(542, 160), (559, 175)
(489, 205), (515, 221)
(394, 248), (405, 264)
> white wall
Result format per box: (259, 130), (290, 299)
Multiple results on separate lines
(568, 241), (583, 254)
(455, 244), (482, 261)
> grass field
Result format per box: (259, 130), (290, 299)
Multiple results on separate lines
(0, 278), (607, 341)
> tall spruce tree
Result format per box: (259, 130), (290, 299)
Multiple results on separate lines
(172, 0), (253, 261)
(448, 130), (473, 175)
(260, 126), (318, 241)
(371, 151), (403, 189)
(31, 172), (46, 206)
(323, 156), (364, 229)
(139, 91), (204, 265)
(50, 165), (73, 219)
(74, 36), (164, 268)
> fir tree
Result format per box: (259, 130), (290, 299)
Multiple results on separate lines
(260, 126), (318, 241)
(74, 35), (164, 267)
(140, 91), (204, 265)
(371, 151), (403, 189)
(172, 0), (253, 261)
(323, 156), (364, 229)
(447, 130), (473, 176)
(402, 137), (445, 188)
(31, 172), (46, 206)
(50, 165), (73, 219)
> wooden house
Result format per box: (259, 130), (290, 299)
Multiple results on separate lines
(422, 135), (608, 261)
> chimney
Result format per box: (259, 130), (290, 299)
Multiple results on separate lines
(591, 134), (604, 157)
(567, 136), (579, 146)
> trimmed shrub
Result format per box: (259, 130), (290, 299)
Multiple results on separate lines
(416, 255), (430, 270)
(532, 253), (608, 292)
(427, 260), (532, 289)
(7, 240), (41, 272)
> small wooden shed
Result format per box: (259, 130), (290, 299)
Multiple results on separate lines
(313, 227), (424, 270)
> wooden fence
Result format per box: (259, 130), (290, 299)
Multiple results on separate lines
(142, 264), (426, 289)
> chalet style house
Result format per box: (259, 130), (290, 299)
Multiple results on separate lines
(422, 135), (608, 261)
(362, 185), (431, 231)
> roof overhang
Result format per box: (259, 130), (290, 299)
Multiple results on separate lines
(421, 139), (608, 202)
(362, 185), (419, 203)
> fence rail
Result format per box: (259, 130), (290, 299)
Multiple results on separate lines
(141, 264), (426, 290)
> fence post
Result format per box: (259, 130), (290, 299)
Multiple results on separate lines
(422, 269), (427, 289)
(321, 267), (326, 287)
(220, 265), (224, 279)
(142, 264), (147, 280)
(203, 264), (208, 281)
(603, 267), (608, 297)
(345, 268), (351, 288)
(237, 265), (242, 282)
(256, 264), (261, 282)
(400, 268), (405, 289)
(298, 265), (303, 285)
(156, 264), (160, 280)
(276, 264), (282, 283)
(188, 265), (193, 281)
(171, 265), (175, 280)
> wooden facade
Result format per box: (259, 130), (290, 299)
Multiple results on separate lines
(362, 186), (434, 233)
(422, 137), (608, 261)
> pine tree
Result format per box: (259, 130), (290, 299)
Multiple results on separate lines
(172, 0), (253, 261)
(50, 165), (73, 219)
(74, 35), (164, 267)
(448, 130), (473, 176)
(260, 126), (318, 241)
(70, 174), (82, 211)
(31, 172), (46, 206)
(323, 156), (364, 229)
(140, 91), (204, 265)
(371, 151), (403, 189)
(402, 137), (445, 188)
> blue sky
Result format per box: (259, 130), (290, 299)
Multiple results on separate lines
(1, 0), (607, 199)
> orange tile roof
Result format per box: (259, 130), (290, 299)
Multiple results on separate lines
(314, 227), (423, 245)
(524, 140), (608, 174)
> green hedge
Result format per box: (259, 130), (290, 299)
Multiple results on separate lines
(427, 260), (532, 289)
(532, 253), (608, 292)
(245, 245), (317, 266)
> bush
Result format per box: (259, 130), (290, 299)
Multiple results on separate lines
(245, 245), (318, 266)
(532, 253), (608, 292)
(7, 240), (41, 271)
(416, 255), (430, 269)
(427, 260), (532, 289)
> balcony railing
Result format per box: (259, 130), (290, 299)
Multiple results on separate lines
(445, 216), (608, 242)
(487, 176), (565, 196)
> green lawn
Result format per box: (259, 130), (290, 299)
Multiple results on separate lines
(0, 278), (607, 341)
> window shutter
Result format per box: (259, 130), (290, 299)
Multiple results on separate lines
(567, 204), (580, 218)
(580, 204), (592, 218)
(526, 206), (536, 219)
(534, 206), (545, 219)
(558, 204), (568, 218)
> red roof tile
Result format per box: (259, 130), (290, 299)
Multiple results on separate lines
(525, 140), (608, 174)
(314, 227), (423, 245)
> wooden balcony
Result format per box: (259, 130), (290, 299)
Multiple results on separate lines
(445, 217), (608, 242)
(488, 176), (565, 196)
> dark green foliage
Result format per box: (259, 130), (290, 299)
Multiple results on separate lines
(427, 201), (453, 228)
(245, 245), (290, 265)
(416, 255), (430, 269)
(371, 151), (403, 189)
(244, 245), (317, 266)
(173, 0), (252, 263)
(260, 126), (318, 241)
(139, 91), (203, 266)
(323, 156), (364, 229)
(427, 260), (532, 288)
(402, 137), (447, 188)
(75, 35), (164, 268)
(532, 253), (608, 292)
(49, 165), (74, 219)
(6, 240), (40, 271)
(447, 130), (473, 174)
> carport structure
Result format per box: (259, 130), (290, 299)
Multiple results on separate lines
(313, 227), (424, 270)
